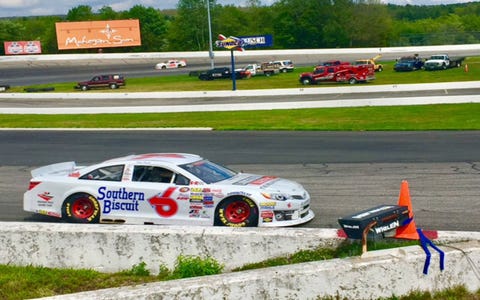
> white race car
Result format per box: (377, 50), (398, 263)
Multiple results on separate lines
(24, 153), (314, 227)
(154, 59), (187, 70)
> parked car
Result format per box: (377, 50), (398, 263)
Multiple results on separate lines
(198, 67), (250, 80)
(272, 60), (294, 73)
(75, 74), (125, 91)
(23, 153), (314, 227)
(394, 55), (424, 71)
(155, 59), (187, 70)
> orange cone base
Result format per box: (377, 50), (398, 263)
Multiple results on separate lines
(395, 221), (420, 240)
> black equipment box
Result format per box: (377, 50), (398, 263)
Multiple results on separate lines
(338, 205), (409, 239)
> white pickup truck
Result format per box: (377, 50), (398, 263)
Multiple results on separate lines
(238, 63), (280, 76)
(424, 54), (466, 70)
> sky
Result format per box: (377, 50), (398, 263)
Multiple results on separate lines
(0, 0), (477, 18)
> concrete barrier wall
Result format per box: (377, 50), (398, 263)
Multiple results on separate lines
(37, 241), (480, 300)
(2, 221), (480, 300)
(0, 222), (346, 273)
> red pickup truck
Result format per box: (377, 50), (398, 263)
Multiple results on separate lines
(299, 64), (375, 85)
(75, 74), (125, 91)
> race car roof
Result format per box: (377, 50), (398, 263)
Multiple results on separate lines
(103, 153), (202, 165)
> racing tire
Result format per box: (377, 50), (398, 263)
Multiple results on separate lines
(377, 66), (383, 72)
(109, 83), (118, 89)
(214, 197), (258, 227)
(80, 85), (88, 91)
(62, 193), (100, 223)
(349, 78), (357, 84)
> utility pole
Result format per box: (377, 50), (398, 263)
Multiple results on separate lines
(207, 0), (214, 69)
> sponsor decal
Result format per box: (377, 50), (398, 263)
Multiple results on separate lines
(226, 191), (252, 197)
(373, 220), (400, 234)
(37, 192), (53, 201)
(261, 211), (274, 222)
(98, 187), (145, 201)
(148, 187), (178, 217)
(249, 176), (277, 185)
(69, 172), (80, 178)
(38, 210), (61, 218)
(260, 201), (276, 210)
(97, 186), (144, 214)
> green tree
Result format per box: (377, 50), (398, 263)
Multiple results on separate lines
(271, 0), (332, 49)
(0, 20), (26, 55)
(124, 5), (168, 52)
(98, 6), (119, 20)
(66, 5), (95, 21)
(347, 0), (392, 47)
(166, 0), (216, 51)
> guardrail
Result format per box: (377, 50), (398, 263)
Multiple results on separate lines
(1, 44), (480, 63)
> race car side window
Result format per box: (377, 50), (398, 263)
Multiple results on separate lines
(174, 174), (190, 185)
(79, 165), (124, 181)
(132, 166), (174, 183)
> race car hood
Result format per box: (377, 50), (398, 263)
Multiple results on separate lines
(226, 173), (305, 193)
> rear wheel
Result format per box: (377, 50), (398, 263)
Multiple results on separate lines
(109, 83), (118, 89)
(62, 193), (100, 223)
(349, 78), (357, 84)
(214, 197), (258, 227)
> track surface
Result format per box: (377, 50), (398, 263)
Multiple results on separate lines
(1, 130), (479, 231)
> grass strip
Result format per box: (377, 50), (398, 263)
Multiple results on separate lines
(1, 103), (480, 130)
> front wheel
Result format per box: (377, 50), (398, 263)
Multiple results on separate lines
(214, 197), (258, 227)
(109, 83), (118, 89)
(300, 77), (312, 85)
(62, 193), (100, 223)
(349, 78), (357, 84)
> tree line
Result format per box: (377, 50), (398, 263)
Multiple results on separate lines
(1, 0), (480, 55)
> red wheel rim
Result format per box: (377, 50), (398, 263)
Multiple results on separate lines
(225, 201), (250, 223)
(72, 197), (95, 219)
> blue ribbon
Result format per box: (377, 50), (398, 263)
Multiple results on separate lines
(417, 228), (445, 275)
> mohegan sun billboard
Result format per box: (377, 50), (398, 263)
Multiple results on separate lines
(55, 19), (141, 50)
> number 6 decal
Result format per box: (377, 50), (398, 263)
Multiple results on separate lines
(148, 187), (178, 217)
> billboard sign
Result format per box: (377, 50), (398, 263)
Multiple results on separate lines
(239, 35), (273, 48)
(55, 19), (141, 50)
(4, 41), (42, 55)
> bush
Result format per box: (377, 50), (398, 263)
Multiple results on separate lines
(168, 255), (224, 279)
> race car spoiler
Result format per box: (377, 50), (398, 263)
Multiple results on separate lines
(31, 161), (76, 177)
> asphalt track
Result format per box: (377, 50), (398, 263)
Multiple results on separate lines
(1, 130), (479, 231)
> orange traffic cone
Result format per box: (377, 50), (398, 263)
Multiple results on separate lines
(395, 180), (420, 240)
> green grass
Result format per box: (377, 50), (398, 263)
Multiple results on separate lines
(1, 103), (480, 130)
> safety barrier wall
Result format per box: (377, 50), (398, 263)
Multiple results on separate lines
(1, 44), (480, 63)
(37, 241), (480, 300)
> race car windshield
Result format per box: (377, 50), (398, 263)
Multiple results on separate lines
(180, 160), (237, 184)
